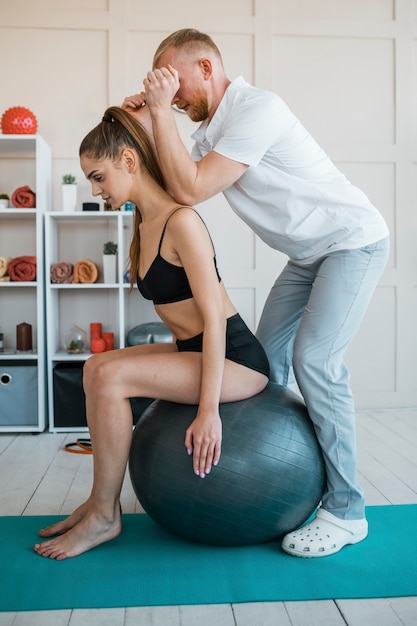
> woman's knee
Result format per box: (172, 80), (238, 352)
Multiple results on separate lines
(83, 355), (116, 397)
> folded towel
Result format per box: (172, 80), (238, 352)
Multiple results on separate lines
(8, 255), (37, 281)
(11, 185), (36, 208)
(0, 276), (10, 282)
(50, 261), (73, 284)
(0, 256), (11, 278)
(72, 259), (98, 284)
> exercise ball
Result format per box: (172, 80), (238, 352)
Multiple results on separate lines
(129, 382), (326, 546)
(127, 321), (172, 347)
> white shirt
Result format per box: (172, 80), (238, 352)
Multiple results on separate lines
(191, 76), (389, 264)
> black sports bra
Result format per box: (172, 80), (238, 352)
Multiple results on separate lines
(136, 208), (221, 305)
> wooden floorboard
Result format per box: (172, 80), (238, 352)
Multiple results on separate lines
(1, 409), (416, 625)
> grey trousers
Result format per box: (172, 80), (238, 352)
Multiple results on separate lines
(256, 238), (390, 520)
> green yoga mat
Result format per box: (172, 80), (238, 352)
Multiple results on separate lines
(1, 505), (416, 612)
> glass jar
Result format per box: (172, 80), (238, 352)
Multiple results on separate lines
(64, 326), (86, 354)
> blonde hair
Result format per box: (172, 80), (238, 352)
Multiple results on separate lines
(79, 106), (165, 289)
(153, 28), (223, 69)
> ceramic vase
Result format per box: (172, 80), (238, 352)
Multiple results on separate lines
(102, 254), (117, 283)
(62, 184), (77, 211)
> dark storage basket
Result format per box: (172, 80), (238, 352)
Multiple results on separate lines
(53, 361), (153, 429)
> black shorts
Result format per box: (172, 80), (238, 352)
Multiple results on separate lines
(176, 313), (270, 377)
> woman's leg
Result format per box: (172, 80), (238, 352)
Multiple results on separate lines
(34, 342), (267, 559)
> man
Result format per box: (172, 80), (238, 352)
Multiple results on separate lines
(123, 28), (389, 558)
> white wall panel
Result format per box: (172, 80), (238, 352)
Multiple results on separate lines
(211, 34), (254, 83)
(271, 36), (395, 147)
(226, 288), (256, 331)
(413, 38), (417, 142)
(0, 29), (108, 156)
(346, 286), (396, 394)
(6, 0), (107, 9)
(272, 0), (394, 20)
(413, 286), (417, 392)
(198, 197), (256, 271)
(0, 27), (108, 210)
(128, 0), (254, 16)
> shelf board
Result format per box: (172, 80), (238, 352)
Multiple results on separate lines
(0, 282), (37, 287)
(0, 134), (38, 156)
(49, 283), (121, 289)
(0, 351), (38, 360)
(0, 209), (37, 219)
(52, 351), (91, 361)
(48, 211), (132, 220)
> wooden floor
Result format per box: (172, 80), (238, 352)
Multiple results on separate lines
(1, 408), (417, 625)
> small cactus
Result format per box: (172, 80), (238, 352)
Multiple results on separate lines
(103, 241), (118, 255)
(62, 174), (76, 184)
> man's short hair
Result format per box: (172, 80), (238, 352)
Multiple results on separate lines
(153, 28), (223, 68)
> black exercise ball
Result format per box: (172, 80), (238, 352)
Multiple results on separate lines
(129, 382), (326, 546)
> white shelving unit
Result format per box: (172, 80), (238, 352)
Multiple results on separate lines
(0, 135), (51, 432)
(45, 210), (156, 432)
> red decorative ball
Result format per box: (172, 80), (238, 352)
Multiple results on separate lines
(90, 337), (107, 354)
(1, 107), (38, 134)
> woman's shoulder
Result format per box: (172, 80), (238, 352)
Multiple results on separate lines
(165, 207), (211, 245)
(166, 206), (202, 227)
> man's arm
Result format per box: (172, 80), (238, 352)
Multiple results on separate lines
(123, 74), (247, 205)
(152, 118), (247, 206)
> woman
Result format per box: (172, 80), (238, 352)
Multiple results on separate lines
(34, 106), (269, 560)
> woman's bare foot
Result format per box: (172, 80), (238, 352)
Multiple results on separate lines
(34, 505), (122, 560)
(38, 498), (92, 538)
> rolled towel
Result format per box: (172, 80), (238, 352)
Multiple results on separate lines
(11, 185), (36, 208)
(72, 259), (98, 284)
(8, 255), (37, 281)
(0, 256), (11, 278)
(51, 261), (73, 284)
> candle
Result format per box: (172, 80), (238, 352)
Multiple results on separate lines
(16, 322), (32, 351)
(102, 332), (114, 351)
(90, 322), (102, 342)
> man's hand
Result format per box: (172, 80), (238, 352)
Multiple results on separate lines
(143, 65), (180, 111)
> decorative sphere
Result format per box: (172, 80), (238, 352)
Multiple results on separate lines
(1, 107), (38, 134)
(90, 337), (107, 354)
(129, 383), (326, 546)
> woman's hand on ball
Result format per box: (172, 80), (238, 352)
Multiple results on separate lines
(185, 412), (222, 478)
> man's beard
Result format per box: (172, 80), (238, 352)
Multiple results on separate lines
(187, 90), (209, 122)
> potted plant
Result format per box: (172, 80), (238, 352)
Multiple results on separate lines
(0, 193), (9, 209)
(102, 241), (118, 283)
(62, 174), (77, 211)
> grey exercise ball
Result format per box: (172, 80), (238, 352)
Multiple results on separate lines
(129, 382), (326, 546)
